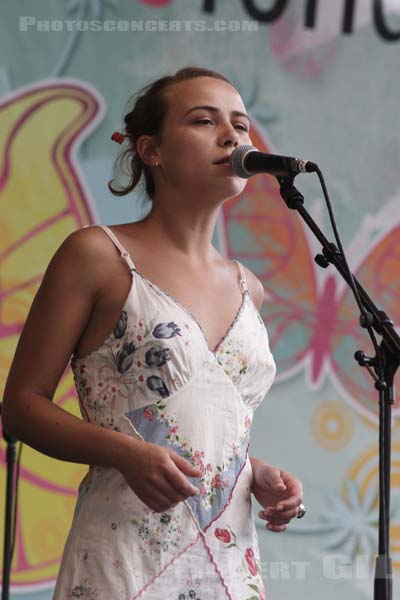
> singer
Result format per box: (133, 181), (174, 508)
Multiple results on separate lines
(3, 66), (303, 599)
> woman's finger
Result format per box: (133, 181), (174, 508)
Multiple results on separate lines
(265, 494), (303, 512)
(266, 523), (288, 533)
(259, 507), (298, 523)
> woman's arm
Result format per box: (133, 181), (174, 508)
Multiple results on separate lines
(244, 268), (304, 531)
(250, 457), (303, 532)
(2, 228), (121, 461)
(2, 228), (201, 512)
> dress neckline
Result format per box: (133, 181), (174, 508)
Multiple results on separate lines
(91, 224), (250, 356)
(132, 266), (249, 356)
(72, 267), (250, 364)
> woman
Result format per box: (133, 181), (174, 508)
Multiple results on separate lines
(3, 66), (303, 599)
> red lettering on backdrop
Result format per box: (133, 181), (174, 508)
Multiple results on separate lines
(138, 0), (175, 6)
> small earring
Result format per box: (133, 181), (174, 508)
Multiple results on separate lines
(154, 161), (159, 168)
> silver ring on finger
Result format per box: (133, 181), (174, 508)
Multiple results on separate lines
(296, 503), (306, 519)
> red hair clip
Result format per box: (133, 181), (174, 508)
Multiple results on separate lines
(111, 131), (126, 144)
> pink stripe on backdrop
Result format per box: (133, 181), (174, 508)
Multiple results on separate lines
(0, 444), (78, 495)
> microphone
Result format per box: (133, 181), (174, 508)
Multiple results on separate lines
(230, 145), (318, 179)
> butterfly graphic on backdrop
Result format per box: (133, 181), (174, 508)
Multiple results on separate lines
(0, 79), (103, 587)
(221, 120), (400, 423)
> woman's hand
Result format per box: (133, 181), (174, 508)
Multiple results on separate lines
(118, 438), (203, 513)
(250, 457), (303, 532)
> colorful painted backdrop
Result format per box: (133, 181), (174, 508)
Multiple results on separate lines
(1, 1), (400, 599)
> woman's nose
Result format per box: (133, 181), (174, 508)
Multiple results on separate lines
(218, 123), (240, 147)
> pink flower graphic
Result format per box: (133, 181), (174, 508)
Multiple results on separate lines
(211, 474), (222, 489)
(245, 548), (258, 576)
(193, 450), (205, 464)
(211, 474), (229, 489)
(214, 528), (231, 544)
(143, 407), (155, 421)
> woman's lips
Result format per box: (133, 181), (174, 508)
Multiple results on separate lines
(214, 155), (231, 165)
(214, 162), (234, 172)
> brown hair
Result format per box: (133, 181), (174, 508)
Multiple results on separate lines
(108, 66), (232, 199)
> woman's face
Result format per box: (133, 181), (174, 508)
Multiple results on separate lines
(153, 76), (252, 201)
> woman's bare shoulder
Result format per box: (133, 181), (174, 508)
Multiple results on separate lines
(56, 225), (113, 261)
(48, 225), (120, 287)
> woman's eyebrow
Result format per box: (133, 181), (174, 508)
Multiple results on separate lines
(184, 105), (250, 122)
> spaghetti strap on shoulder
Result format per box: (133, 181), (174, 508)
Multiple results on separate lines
(233, 260), (248, 295)
(96, 225), (136, 271)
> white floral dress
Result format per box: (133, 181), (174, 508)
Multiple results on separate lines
(53, 225), (276, 600)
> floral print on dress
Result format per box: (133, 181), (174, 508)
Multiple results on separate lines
(145, 346), (171, 367)
(214, 525), (266, 600)
(187, 426), (252, 529)
(71, 311), (193, 426)
(153, 321), (182, 339)
(125, 403), (252, 529)
(71, 585), (84, 597)
(242, 547), (266, 600)
(115, 341), (136, 373)
(194, 449), (236, 511)
(113, 310), (128, 338)
(174, 573), (203, 600)
(177, 591), (201, 600)
(68, 582), (99, 599)
(132, 507), (184, 558)
(214, 525), (238, 548)
(215, 336), (250, 388)
(146, 374), (170, 398)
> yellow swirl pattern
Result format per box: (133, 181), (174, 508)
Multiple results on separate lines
(0, 79), (104, 588)
(311, 400), (354, 451)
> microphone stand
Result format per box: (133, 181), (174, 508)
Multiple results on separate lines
(276, 177), (400, 600)
(1, 415), (18, 600)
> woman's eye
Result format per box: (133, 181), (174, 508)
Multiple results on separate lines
(194, 119), (248, 132)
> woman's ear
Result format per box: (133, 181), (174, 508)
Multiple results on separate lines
(136, 135), (161, 168)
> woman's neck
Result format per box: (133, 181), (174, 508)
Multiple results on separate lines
(138, 195), (222, 263)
